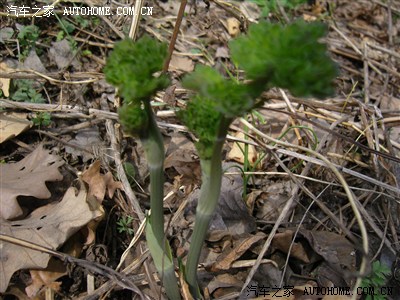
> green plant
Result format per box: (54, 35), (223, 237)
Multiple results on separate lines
(10, 79), (45, 103)
(54, 15), (78, 52)
(32, 112), (51, 127)
(248, 0), (308, 18)
(360, 261), (391, 300)
(179, 19), (337, 298)
(17, 25), (40, 58)
(82, 49), (93, 57)
(74, 15), (89, 29)
(56, 19), (75, 41)
(116, 215), (135, 236)
(104, 36), (181, 300)
(74, 15), (100, 29)
(123, 162), (137, 187)
(104, 19), (337, 299)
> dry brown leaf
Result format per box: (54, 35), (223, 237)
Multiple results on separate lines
(82, 160), (105, 201)
(25, 259), (66, 298)
(238, 2), (260, 22)
(272, 230), (310, 263)
(300, 230), (355, 269)
(64, 127), (101, 162)
(81, 160), (122, 202)
(103, 171), (123, 199)
(0, 112), (32, 144)
(0, 62), (11, 97)
(215, 46), (229, 59)
(169, 55), (194, 73)
(208, 273), (242, 297)
(226, 17), (241, 37)
(0, 145), (64, 220)
(165, 132), (201, 181)
(48, 39), (81, 70)
(25, 232), (86, 298)
(299, 229), (356, 286)
(212, 232), (265, 272)
(227, 132), (259, 168)
(0, 185), (103, 293)
(303, 13), (317, 21)
(255, 180), (294, 221)
(179, 271), (194, 300)
(218, 170), (256, 234)
(2, 285), (30, 300)
(23, 49), (47, 73)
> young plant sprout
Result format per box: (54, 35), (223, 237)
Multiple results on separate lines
(104, 36), (181, 300)
(104, 19), (338, 299)
(179, 20), (338, 298)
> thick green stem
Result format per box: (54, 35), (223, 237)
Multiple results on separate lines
(143, 102), (165, 241)
(185, 118), (231, 299)
(142, 101), (181, 300)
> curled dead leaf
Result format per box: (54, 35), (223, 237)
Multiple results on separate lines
(81, 160), (122, 203)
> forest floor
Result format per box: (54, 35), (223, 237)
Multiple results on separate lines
(0, 0), (400, 299)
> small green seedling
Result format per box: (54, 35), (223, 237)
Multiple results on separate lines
(360, 261), (391, 300)
(17, 25), (40, 58)
(32, 112), (51, 127)
(56, 19), (75, 42)
(116, 215), (135, 236)
(11, 79), (45, 103)
(54, 14), (78, 52)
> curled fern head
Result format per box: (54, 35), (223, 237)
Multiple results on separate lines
(104, 36), (170, 101)
(230, 20), (338, 98)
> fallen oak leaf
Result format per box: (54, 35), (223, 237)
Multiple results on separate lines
(0, 144), (64, 220)
(0, 185), (103, 293)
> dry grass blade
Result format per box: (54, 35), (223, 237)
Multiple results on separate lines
(128, 0), (144, 40)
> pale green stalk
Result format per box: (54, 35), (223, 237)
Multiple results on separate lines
(185, 118), (231, 298)
(143, 101), (165, 239)
(142, 101), (181, 300)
